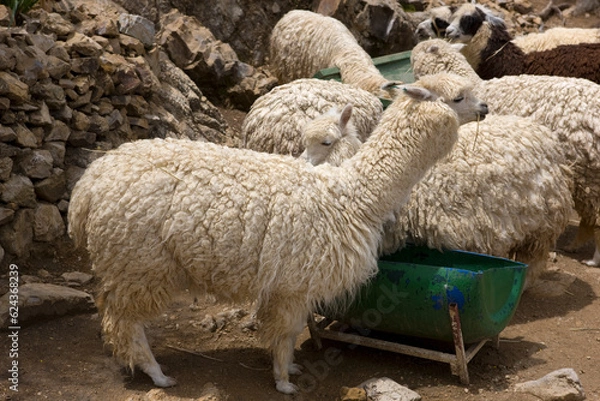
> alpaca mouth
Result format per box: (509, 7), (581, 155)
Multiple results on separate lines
(477, 104), (489, 121)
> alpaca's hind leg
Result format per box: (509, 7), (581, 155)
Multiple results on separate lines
(132, 322), (177, 387)
(106, 316), (176, 387)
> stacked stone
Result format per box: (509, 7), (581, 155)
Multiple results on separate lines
(0, 3), (231, 263)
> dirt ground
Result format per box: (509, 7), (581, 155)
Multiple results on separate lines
(3, 1), (600, 400)
(2, 218), (599, 401)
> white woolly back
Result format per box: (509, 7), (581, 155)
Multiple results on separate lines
(269, 10), (397, 98)
(411, 39), (483, 85)
(412, 38), (600, 246)
(512, 27), (600, 53)
(381, 115), (573, 258)
(241, 78), (382, 156)
(473, 75), (600, 227)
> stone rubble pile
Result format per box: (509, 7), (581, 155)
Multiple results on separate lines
(0, 0), (276, 265)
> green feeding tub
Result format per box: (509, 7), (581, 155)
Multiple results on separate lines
(311, 245), (527, 384)
(312, 54), (526, 383)
(313, 50), (415, 84)
(320, 244), (527, 344)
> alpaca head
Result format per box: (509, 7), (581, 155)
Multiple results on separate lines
(300, 104), (362, 166)
(444, 3), (504, 42)
(404, 72), (488, 124)
(414, 6), (455, 42)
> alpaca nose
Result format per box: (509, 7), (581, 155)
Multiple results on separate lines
(415, 27), (427, 39)
(478, 103), (489, 120)
(445, 25), (459, 39)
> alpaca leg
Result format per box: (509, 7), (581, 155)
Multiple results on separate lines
(273, 334), (301, 394)
(98, 273), (178, 388)
(518, 250), (548, 291)
(106, 316), (177, 387)
(259, 301), (307, 394)
(564, 221), (594, 252)
(583, 228), (600, 267)
(133, 323), (177, 387)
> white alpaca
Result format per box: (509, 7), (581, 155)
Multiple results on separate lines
(303, 109), (574, 289)
(269, 10), (402, 99)
(241, 78), (382, 157)
(67, 73), (487, 394)
(299, 104), (362, 167)
(411, 38), (600, 267)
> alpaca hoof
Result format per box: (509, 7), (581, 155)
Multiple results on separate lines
(289, 363), (303, 375)
(584, 259), (599, 267)
(276, 380), (299, 394)
(153, 375), (177, 387)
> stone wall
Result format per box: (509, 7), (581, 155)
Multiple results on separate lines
(0, 1), (266, 265)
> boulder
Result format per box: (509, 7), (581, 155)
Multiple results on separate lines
(0, 283), (96, 328)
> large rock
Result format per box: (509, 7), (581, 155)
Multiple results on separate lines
(0, 71), (29, 103)
(0, 174), (36, 207)
(118, 13), (156, 48)
(0, 208), (34, 258)
(17, 149), (54, 179)
(360, 377), (422, 401)
(34, 168), (67, 202)
(514, 368), (586, 401)
(0, 283), (95, 328)
(33, 203), (66, 242)
(0, 126), (16, 142)
(157, 9), (274, 108)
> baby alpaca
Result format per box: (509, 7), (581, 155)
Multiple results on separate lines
(68, 73), (486, 394)
(299, 104), (362, 166)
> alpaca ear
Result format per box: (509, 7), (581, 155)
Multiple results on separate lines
(450, 42), (466, 51)
(339, 103), (353, 130)
(402, 86), (436, 101)
(381, 80), (402, 90)
(426, 44), (440, 54)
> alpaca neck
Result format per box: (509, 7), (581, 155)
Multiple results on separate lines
(461, 22), (514, 69)
(336, 53), (387, 95)
(339, 98), (458, 224)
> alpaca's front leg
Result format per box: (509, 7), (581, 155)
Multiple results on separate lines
(259, 299), (307, 394)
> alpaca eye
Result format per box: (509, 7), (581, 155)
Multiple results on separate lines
(453, 96), (464, 102)
(322, 141), (332, 146)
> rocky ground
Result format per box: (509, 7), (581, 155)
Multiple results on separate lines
(1, 0), (600, 400)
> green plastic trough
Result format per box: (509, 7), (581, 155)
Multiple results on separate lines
(313, 50), (415, 108)
(321, 245), (527, 344)
(313, 50), (415, 84)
